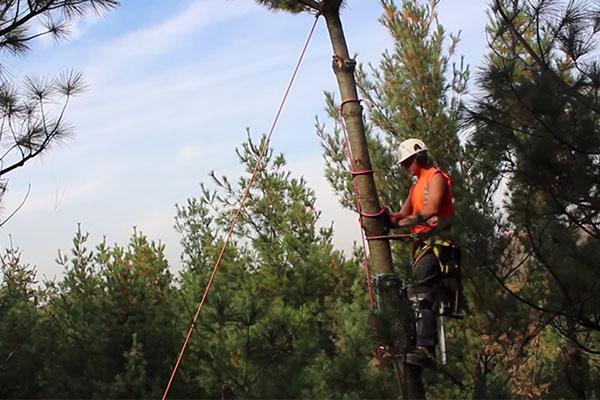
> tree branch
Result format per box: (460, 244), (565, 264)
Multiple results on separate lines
(0, 350), (15, 371)
(494, 0), (600, 115)
(553, 319), (600, 354)
(0, 0), (53, 38)
(0, 0), (16, 22)
(0, 183), (30, 227)
(524, 189), (577, 308)
(475, 245), (600, 331)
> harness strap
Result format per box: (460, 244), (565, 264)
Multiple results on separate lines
(413, 238), (454, 274)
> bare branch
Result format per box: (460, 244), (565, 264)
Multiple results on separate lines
(0, 350), (15, 371)
(0, 182), (30, 227)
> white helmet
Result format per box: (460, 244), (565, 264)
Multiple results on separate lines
(396, 138), (428, 164)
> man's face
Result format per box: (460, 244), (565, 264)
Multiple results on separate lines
(401, 155), (416, 174)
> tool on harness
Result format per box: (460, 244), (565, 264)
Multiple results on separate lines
(368, 232), (463, 368)
(412, 238), (462, 318)
(402, 237), (463, 367)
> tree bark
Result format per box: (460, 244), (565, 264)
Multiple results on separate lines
(321, 7), (425, 399)
(321, 6), (392, 280)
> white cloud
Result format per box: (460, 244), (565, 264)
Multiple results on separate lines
(176, 144), (204, 163)
(86, 0), (258, 79)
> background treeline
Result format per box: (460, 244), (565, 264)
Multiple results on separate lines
(1, 0), (600, 398)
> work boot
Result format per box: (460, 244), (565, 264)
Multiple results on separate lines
(406, 346), (436, 368)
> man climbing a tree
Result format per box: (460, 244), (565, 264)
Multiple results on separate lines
(388, 138), (458, 368)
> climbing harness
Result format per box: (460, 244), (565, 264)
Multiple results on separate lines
(413, 237), (454, 274)
(412, 237), (462, 317)
(161, 14), (321, 400)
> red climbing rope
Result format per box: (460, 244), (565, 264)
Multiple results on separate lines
(337, 97), (384, 368)
(161, 14), (321, 400)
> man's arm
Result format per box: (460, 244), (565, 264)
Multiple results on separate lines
(390, 191), (413, 224)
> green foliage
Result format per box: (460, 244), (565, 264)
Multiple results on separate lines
(315, 0), (584, 398)
(473, 0), (600, 336)
(0, 226), (180, 398)
(172, 134), (395, 398)
(3, 1), (600, 398)
(318, 0), (471, 275)
(463, 0), (600, 397)
(253, 0), (347, 14)
(254, 0), (312, 13)
(0, 0), (119, 213)
(0, 243), (45, 397)
(362, 0), (467, 173)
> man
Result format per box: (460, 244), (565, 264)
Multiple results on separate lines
(388, 138), (455, 367)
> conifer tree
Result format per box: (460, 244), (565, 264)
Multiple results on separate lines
(317, 1), (554, 398)
(172, 135), (393, 398)
(254, 1), (425, 396)
(465, 0), (600, 397)
(34, 227), (179, 398)
(0, 243), (44, 397)
(318, 0), (464, 394)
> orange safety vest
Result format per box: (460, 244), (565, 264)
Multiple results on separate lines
(409, 166), (454, 234)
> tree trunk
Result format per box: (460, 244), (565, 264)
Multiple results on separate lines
(321, 7), (425, 399)
(564, 317), (587, 399)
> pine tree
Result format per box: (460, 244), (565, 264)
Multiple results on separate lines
(316, 1), (558, 398)
(0, 242), (45, 397)
(38, 226), (179, 398)
(465, 0), (600, 397)
(254, 1), (424, 396)
(172, 135), (394, 398)
(318, 0), (465, 394)
(0, 0), (118, 215)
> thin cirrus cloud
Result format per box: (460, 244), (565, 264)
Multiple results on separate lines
(3, 175), (109, 217)
(67, 5), (316, 150)
(85, 1), (259, 80)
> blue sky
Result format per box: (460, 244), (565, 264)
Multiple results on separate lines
(0, 0), (488, 281)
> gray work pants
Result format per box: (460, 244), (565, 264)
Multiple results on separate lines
(411, 252), (442, 347)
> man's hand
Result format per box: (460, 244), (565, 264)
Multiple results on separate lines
(397, 213), (438, 228)
(389, 212), (403, 224)
(396, 217), (410, 228)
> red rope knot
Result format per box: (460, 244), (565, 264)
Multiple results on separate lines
(340, 97), (372, 108)
(340, 97), (361, 108)
(351, 169), (374, 177)
(338, 98), (373, 120)
(359, 208), (386, 218)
